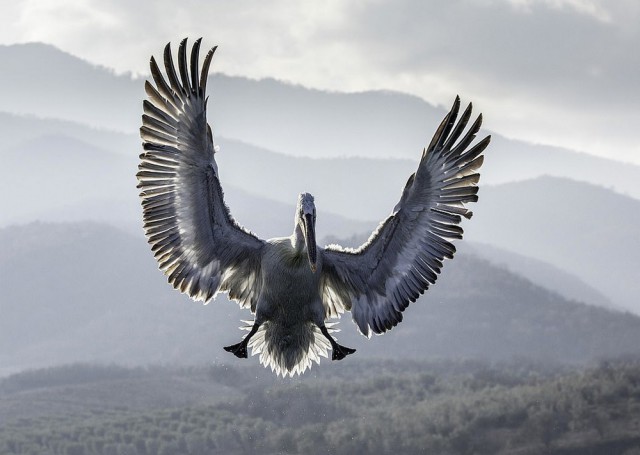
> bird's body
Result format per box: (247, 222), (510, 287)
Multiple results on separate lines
(222, 197), (353, 375)
(252, 240), (327, 374)
(137, 38), (490, 376)
(261, 238), (323, 324)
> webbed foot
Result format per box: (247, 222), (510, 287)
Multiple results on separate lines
(331, 344), (356, 361)
(224, 342), (248, 359)
(319, 325), (356, 361)
(224, 322), (261, 359)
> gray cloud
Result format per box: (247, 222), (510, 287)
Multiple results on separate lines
(318, 0), (640, 163)
(339, 0), (639, 108)
(1, 0), (638, 163)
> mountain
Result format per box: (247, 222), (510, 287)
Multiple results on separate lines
(0, 111), (138, 154)
(0, 112), (412, 223)
(2, 107), (637, 313)
(3, 112), (638, 233)
(0, 125), (371, 238)
(2, 43), (638, 316)
(0, 222), (227, 376)
(463, 242), (616, 310)
(2, 133), (136, 225)
(1, 43), (639, 199)
(2, 221), (639, 377)
(467, 176), (640, 313)
(0, 43), (141, 133)
(214, 137), (415, 222)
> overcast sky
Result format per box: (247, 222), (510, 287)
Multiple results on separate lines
(2, 0), (639, 164)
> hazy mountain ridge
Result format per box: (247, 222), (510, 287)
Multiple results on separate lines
(2, 133), (136, 224)
(0, 111), (138, 154)
(2, 112), (638, 312)
(463, 242), (616, 310)
(0, 112), (403, 240)
(469, 176), (640, 313)
(0, 125), (372, 238)
(215, 136), (415, 222)
(1, 42), (639, 200)
(0, 43), (141, 133)
(324, 174), (640, 314)
(2, 221), (639, 377)
(0, 222), (229, 376)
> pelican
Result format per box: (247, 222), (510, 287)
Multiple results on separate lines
(137, 39), (490, 376)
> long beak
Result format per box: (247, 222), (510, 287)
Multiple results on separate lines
(303, 213), (317, 272)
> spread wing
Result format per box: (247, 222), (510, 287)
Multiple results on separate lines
(321, 97), (490, 336)
(137, 38), (265, 310)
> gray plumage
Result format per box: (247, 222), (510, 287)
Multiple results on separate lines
(137, 38), (491, 377)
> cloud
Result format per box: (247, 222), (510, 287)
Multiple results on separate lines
(326, 0), (640, 161)
(1, 0), (639, 163)
(340, 0), (638, 106)
(503, 0), (613, 22)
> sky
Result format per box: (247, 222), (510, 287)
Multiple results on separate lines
(1, 0), (639, 164)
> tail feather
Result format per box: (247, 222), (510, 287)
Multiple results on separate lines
(243, 321), (337, 377)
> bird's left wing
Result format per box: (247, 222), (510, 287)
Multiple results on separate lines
(321, 97), (490, 336)
(137, 39), (265, 309)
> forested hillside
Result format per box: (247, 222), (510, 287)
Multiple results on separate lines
(3, 222), (640, 376)
(1, 360), (640, 454)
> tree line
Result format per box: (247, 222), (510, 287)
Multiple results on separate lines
(1, 359), (640, 454)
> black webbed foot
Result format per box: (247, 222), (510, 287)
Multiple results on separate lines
(224, 322), (261, 359)
(331, 344), (356, 361)
(224, 342), (248, 359)
(319, 325), (356, 361)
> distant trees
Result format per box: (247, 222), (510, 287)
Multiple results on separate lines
(2, 359), (640, 454)
(0, 363), (145, 394)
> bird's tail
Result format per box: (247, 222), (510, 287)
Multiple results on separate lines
(241, 320), (337, 377)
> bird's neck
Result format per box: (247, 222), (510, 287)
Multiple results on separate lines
(291, 224), (306, 254)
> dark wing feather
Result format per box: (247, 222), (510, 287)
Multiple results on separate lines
(321, 97), (490, 336)
(137, 39), (265, 310)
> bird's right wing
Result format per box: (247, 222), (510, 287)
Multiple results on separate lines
(137, 39), (265, 310)
(321, 97), (489, 336)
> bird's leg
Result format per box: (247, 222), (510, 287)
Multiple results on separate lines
(320, 325), (356, 361)
(224, 322), (260, 359)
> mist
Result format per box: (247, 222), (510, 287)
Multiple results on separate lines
(1, 33), (639, 455)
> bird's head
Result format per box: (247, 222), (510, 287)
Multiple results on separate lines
(295, 192), (317, 272)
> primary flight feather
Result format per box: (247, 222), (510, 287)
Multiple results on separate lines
(137, 38), (491, 376)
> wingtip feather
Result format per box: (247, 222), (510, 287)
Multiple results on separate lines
(200, 45), (217, 95)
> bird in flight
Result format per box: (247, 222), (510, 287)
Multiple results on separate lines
(137, 38), (490, 376)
